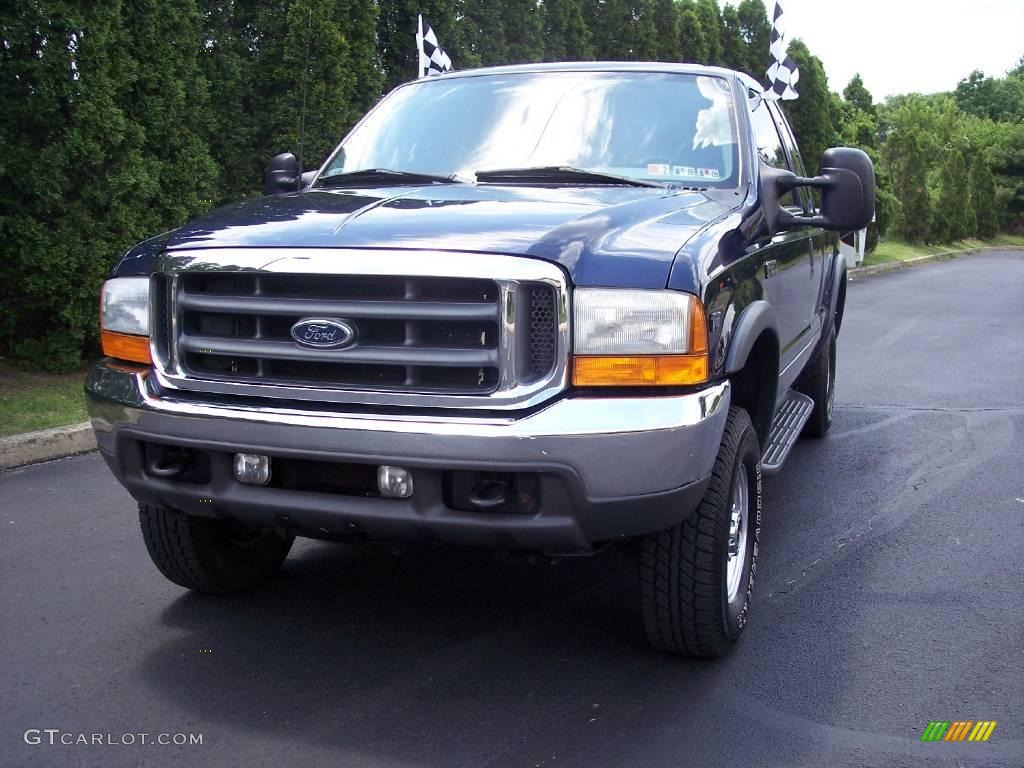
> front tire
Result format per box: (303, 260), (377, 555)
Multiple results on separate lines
(139, 504), (293, 593)
(640, 407), (762, 658)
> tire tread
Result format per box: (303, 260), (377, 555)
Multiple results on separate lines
(640, 407), (758, 658)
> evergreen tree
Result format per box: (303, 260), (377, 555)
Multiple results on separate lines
(342, 0), (387, 119)
(590, 0), (660, 61)
(629, 0), (660, 60)
(970, 153), (1000, 238)
(719, 5), (746, 72)
(676, 3), (710, 64)
(591, 0), (630, 59)
(199, 0), (263, 201)
(843, 74), (874, 116)
(378, 0), (461, 92)
(781, 40), (834, 174)
(652, 0), (679, 62)
(736, 0), (770, 80)
(119, 0), (217, 226)
(504, 0), (545, 63)
(258, 0), (383, 171)
(694, 0), (723, 65)
(462, 0), (508, 67)
(0, 0), (215, 370)
(543, 0), (594, 61)
(883, 97), (937, 243)
(935, 149), (973, 241)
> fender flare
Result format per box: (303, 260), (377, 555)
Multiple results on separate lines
(826, 252), (848, 337)
(723, 300), (780, 445)
(724, 300), (780, 375)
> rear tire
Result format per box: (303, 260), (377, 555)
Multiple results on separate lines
(139, 504), (293, 593)
(797, 326), (836, 438)
(640, 407), (762, 658)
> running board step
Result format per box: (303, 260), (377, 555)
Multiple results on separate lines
(760, 390), (814, 476)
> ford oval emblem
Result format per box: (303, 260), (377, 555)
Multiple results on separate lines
(290, 318), (357, 349)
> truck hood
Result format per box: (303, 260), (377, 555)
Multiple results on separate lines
(121, 184), (737, 289)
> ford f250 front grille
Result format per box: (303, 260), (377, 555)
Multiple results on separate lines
(150, 250), (569, 410)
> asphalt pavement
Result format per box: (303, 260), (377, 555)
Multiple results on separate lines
(2, 250), (1022, 768)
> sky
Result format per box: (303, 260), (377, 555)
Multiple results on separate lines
(763, 0), (1024, 100)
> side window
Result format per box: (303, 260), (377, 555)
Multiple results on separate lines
(749, 98), (798, 208)
(772, 105), (817, 212)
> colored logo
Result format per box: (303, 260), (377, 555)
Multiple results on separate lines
(290, 318), (357, 349)
(920, 721), (997, 742)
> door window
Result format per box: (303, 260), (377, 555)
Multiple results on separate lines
(749, 97), (798, 208)
(771, 104), (816, 213)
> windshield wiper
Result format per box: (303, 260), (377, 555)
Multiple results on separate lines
(475, 166), (665, 188)
(316, 168), (462, 187)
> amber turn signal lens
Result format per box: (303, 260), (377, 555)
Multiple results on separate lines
(572, 354), (708, 387)
(690, 300), (708, 354)
(101, 330), (152, 365)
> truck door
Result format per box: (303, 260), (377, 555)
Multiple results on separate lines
(748, 96), (814, 385)
(772, 103), (830, 345)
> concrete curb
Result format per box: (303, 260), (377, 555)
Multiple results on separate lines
(0, 422), (95, 471)
(848, 245), (1023, 279)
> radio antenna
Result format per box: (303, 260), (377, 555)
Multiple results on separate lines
(296, 8), (313, 190)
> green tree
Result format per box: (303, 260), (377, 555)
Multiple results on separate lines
(719, 5), (746, 72)
(462, 0), (509, 67)
(199, 0), (262, 201)
(592, 0), (659, 61)
(954, 69), (1024, 123)
(259, 0), (383, 171)
(676, 2), (710, 64)
(781, 40), (834, 173)
(694, 0), (723, 65)
(504, 0), (545, 63)
(934, 149), (974, 241)
(736, 0), (770, 80)
(652, 0), (679, 61)
(882, 96), (938, 243)
(843, 74), (874, 116)
(970, 153), (1000, 238)
(543, 0), (594, 61)
(119, 0), (217, 224)
(0, 0), (215, 370)
(378, 0), (461, 92)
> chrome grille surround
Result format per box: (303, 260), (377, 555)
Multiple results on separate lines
(150, 249), (570, 411)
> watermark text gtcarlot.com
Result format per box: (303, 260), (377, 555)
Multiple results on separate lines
(24, 729), (203, 746)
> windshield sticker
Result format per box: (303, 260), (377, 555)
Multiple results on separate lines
(647, 163), (671, 176)
(698, 168), (721, 180)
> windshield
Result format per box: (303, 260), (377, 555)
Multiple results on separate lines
(317, 71), (740, 187)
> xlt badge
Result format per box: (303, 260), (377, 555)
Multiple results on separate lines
(290, 318), (357, 349)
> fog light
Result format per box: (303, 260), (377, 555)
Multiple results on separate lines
(378, 465), (413, 498)
(234, 453), (271, 485)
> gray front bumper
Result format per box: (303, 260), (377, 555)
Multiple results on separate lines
(86, 362), (730, 551)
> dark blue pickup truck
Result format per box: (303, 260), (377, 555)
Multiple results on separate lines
(86, 62), (873, 657)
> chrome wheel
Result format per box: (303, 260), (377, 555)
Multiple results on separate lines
(726, 460), (749, 603)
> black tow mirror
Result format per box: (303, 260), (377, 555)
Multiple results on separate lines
(761, 147), (876, 233)
(263, 152), (299, 195)
(816, 148), (875, 231)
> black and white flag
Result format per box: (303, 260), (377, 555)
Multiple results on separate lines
(416, 14), (452, 78)
(764, 1), (799, 101)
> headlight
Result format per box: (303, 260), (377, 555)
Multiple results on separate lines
(100, 277), (152, 364)
(572, 288), (708, 387)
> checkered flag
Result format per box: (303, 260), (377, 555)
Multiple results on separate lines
(764, 1), (799, 101)
(416, 14), (452, 78)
